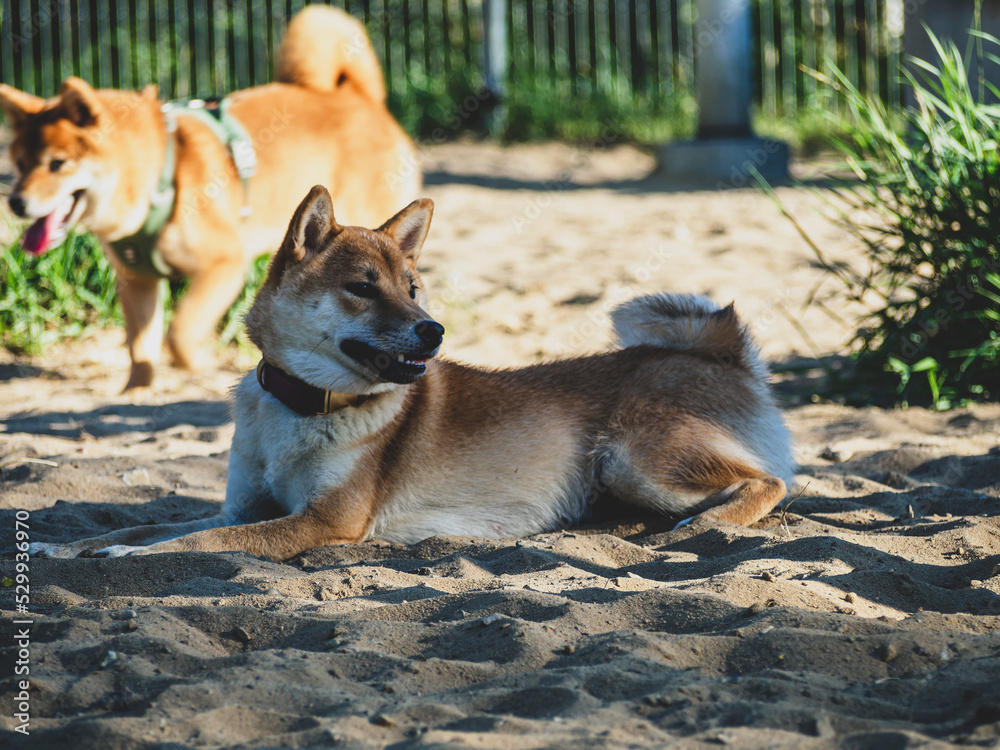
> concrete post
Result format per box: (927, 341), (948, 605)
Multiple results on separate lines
(482, 0), (508, 135)
(658, 0), (788, 185)
(696, 0), (753, 138)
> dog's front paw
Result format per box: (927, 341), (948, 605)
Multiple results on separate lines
(93, 545), (148, 558)
(28, 542), (77, 558)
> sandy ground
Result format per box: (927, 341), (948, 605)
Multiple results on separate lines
(2, 142), (1000, 749)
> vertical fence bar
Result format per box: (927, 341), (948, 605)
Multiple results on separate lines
(645, 0), (658, 105)
(225, 0), (236, 93)
(606, 0), (617, 84)
(821, 0), (835, 112)
(0, 1), (12, 89)
(460, 0), (471, 65)
(866, 0), (877, 100)
(97, 0), (113, 87)
(568, 0), (580, 95)
(802, 0), (816, 105)
(117, 0), (132, 89)
(29, 0), (43, 93)
(17, 0), (32, 92)
(523, 0), (535, 80)
(421, 0), (431, 80)
(41, 0), (58, 93)
(381, 0), (392, 94)
(780, 0), (795, 117)
(186, 0), (201, 94)
(128, 0), (139, 86)
(657, 0), (672, 99)
(165, 0), (177, 95)
(138, 0), (152, 85)
(629, 0), (641, 97)
(176, 0), (190, 96)
(264, 0), (275, 80)
(759, 0), (774, 119)
(844, 0), (857, 96)
(594, 0), (608, 92)
(557, 0), (571, 95)
(441, 0), (452, 77)
(253, 0), (268, 87)
(212, 1), (225, 95)
(403, 0), (413, 85)
(887, 0), (900, 109)
(236, 0), (251, 90)
(682, 0), (695, 91)
(247, 0), (258, 88)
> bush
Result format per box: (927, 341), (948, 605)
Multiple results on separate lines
(763, 29), (1000, 408)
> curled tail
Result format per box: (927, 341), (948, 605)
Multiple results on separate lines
(276, 5), (386, 104)
(611, 294), (766, 378)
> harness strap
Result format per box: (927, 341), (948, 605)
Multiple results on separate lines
(164, 98), (257, 206)
(107, 117), (178, 279)
(107, 97), (258, 280)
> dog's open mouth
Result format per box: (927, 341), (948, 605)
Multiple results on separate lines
(340, 339), (435, 384)
(20, 190), (86, 255)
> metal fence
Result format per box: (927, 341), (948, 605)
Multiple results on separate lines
(1, 0), (904, 131)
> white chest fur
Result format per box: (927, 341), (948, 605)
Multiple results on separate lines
(225, 373), (402, 518)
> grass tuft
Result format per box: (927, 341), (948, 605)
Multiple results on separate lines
(760, 25), (1000, 408)
(0, 230), (120, 354)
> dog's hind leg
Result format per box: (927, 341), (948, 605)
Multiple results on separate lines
(28, 515), (233, 559)
(167, 255), (245, 371)
(687, 475), (787, 525)
(596, 420), (787, 528)
(112, 261), (164, 391)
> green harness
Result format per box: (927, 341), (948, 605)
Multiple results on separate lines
(108, 98), (256, 279)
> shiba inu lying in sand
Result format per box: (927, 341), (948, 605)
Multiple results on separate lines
(0, 6), (417, 391)
(30, 186), (795, 561)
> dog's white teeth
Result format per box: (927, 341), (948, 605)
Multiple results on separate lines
(397, 354), (405, 363)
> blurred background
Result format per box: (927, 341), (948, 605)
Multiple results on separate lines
(1, 0), (924, 148)
(2, 1), (998, 407)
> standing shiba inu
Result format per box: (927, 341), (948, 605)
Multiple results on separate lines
(29, 185), (795, 561)
(0, 6), (418, 391)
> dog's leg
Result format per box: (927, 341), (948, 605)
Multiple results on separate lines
(113, 264), (164, 391)
(166, 256), (245, 371)
(96, 509), (363, 561)
(690, 476), (787, 526)
(29, 515), (232, 559)
(598, 424), (787, 527)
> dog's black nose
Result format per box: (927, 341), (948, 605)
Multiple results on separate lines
(415, 319), (444, 348)
(8, 195), (26, 217)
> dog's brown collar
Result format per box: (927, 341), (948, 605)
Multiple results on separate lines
(256, 359), (371, 416)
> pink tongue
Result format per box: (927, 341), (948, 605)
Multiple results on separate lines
(21, 212), (61, 255)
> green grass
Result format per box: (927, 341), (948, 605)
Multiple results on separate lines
(0, 225), (269, 357)
(0, 229), (121, 354)
(389, 66), (696, 144)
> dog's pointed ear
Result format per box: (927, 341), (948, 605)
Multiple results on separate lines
(379, 199), (433, 263)
(140, 83), (159, 101)
(58, 77), (103, 127)
(281, 185), (343, 264)
(0, 85), (45, 129)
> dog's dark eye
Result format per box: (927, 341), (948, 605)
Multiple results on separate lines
(409, 284), (419, 300)
(346, 282), (379, 299)
(49, 159), (65, 173)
